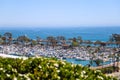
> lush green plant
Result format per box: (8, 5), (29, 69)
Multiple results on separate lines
(94, 59), (103, 66)
(98, 66), (119, 74)
(0, 57), (117, 80)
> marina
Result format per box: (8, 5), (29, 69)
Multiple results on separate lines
(0, 44), (119, 67)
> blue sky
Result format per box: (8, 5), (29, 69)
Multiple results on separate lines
(0, 0), (120, 27)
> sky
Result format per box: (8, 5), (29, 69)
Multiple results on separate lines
(0, 0), (120, 28)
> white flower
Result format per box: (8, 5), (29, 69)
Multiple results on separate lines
(71, 64), (75, 67)
(8, 64), (11, 68)
(57, 70), (60, 73)
(81, 71), (86, 74)
(54, 63), (59, 67)
(45, 73), (48, 77)
(47, 63), (50, 65)
(61, 61), (66, 65)
(78, 64), (82, 66)
(81, 74), (84, 78)
(13, 77), (17, 80)
(49, 65), (54, 69)
(76, 72), (79, 75)
(6, 74), (10, 77)
(81, 70), (86, 78)
(24, 74), (31, 80)
(18, 73), (24, 76)
(3, 70), (5, 72)
(0, 68), (3, 70)
(84, 75), (88, 79)
(38, 65), (42, 68)
(57, 76), (60, 79)
(12, 68), (17, 73)
(96, 70), (101, 73)
(54, 73), (58, 78)
(29, 61), (32, 64)
(94, 70), (96, 73)
(76, 78), (80, 80)
(97, 75), (103, 80)
(26, 77), (31, 80)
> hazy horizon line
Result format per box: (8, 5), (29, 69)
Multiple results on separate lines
(0, 25), (120, 28)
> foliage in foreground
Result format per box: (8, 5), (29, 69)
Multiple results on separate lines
(98, 66), (119, 74)
(0, 57), (117, 80)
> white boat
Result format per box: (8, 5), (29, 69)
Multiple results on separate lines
(75, 57), (89, 61)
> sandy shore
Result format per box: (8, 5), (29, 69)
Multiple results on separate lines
(0, 53), (27, 60)
(90, 62), (120, 69)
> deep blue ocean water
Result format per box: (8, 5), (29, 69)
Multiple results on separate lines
(0, 27), (120, 41)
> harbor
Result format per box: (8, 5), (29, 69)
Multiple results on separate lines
(0, 43), (119, 67)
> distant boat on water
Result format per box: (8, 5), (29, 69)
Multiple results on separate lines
(75, 56), (90, 61)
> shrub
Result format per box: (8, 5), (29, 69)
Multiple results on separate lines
(0, 57), (117, 80)
(98, 66), (119, 74)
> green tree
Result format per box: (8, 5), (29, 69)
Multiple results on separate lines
(94, 40), (101, 46)
(56, 36), (66, 45)
(94, 59), (103, 66)
(36, 36), (41, 44)
(4, 32), (12, 45)
(77, 36), (83, 45)
(72, 38), (79, 47)
(1, 36), (6, 44)
(46, 36), (57, 47)
(110, 34), (120, 47)
(17, 35), (30, 46)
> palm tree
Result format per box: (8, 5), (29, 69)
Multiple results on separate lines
(56, 36), (66, 45)
(17, 35), (30, 46)
(116, 55), (119, 72)
(31, 40), (37, 46)
(89, 50), (97, 67)
(112, 48), (117, 71)
(90, 48), (103, 67)
(46, 36), (57, 47)
(1, 36), (6, 45)
(72, 37), (79, 47)
(100, 42), (106, 47)
(4, 32), (12, 45)
(85, 40), (92, 46)
(94, 40), (101, 46)
(36, 36), (40, 44)
(115, 51), (120, 72)
(77, 36), (83, 45)
(0, 34), (2, 38)
(46, 36), (53, 46)
(116, 41), (120, 48)
(89, 54), (94, 67)
(110, 34), (120, 47)
(100, 54), (104, 68)
(106, 41), (113, 47)
(0, 34), (2, 44)
(94, 59), (103, 66)
(67, 38), (73, 45)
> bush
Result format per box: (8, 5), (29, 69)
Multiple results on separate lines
(0, 57), (117, 80)
(99, 66), (119, 74)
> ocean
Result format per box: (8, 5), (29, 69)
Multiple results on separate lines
(0, 26), (120, 41)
